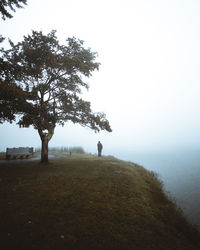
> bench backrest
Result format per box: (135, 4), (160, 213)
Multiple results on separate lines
(6, 147), (34, 155)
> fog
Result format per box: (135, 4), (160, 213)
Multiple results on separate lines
(1, 0), (200, 227)
(1, 0), (200, 154)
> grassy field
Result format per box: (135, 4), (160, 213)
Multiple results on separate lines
(0, 154), (200, 250)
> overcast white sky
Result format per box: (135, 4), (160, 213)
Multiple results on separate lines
(1, 0), (200, 157)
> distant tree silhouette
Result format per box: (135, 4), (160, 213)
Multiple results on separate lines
(0, 0), (27, 20)
(2, 30), (112, 163)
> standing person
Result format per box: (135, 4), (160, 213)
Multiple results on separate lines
(97, 141), (103, 157)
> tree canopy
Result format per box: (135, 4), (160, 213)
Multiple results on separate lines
(0, 0), (28, 122)
(0, 81), (26, 123)
(0, 42), (26, 123)
(0, 0), (27, 20)
(2, 30), (112, 162)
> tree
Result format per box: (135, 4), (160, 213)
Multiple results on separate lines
(2, 30), (112, 163)
(0, 0), (27, 20)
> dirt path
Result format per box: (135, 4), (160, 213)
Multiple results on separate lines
(0, 152), (67, 164)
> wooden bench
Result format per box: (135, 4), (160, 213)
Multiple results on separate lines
(6, 147), (34, 159)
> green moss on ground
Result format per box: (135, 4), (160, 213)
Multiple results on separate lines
(0, 155), (200, 249)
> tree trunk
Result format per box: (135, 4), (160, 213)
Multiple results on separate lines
(41, 136), (49, 163)
(38, 127), (55, 164)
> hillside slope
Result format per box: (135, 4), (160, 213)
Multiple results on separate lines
(0, 155), (200, 250)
